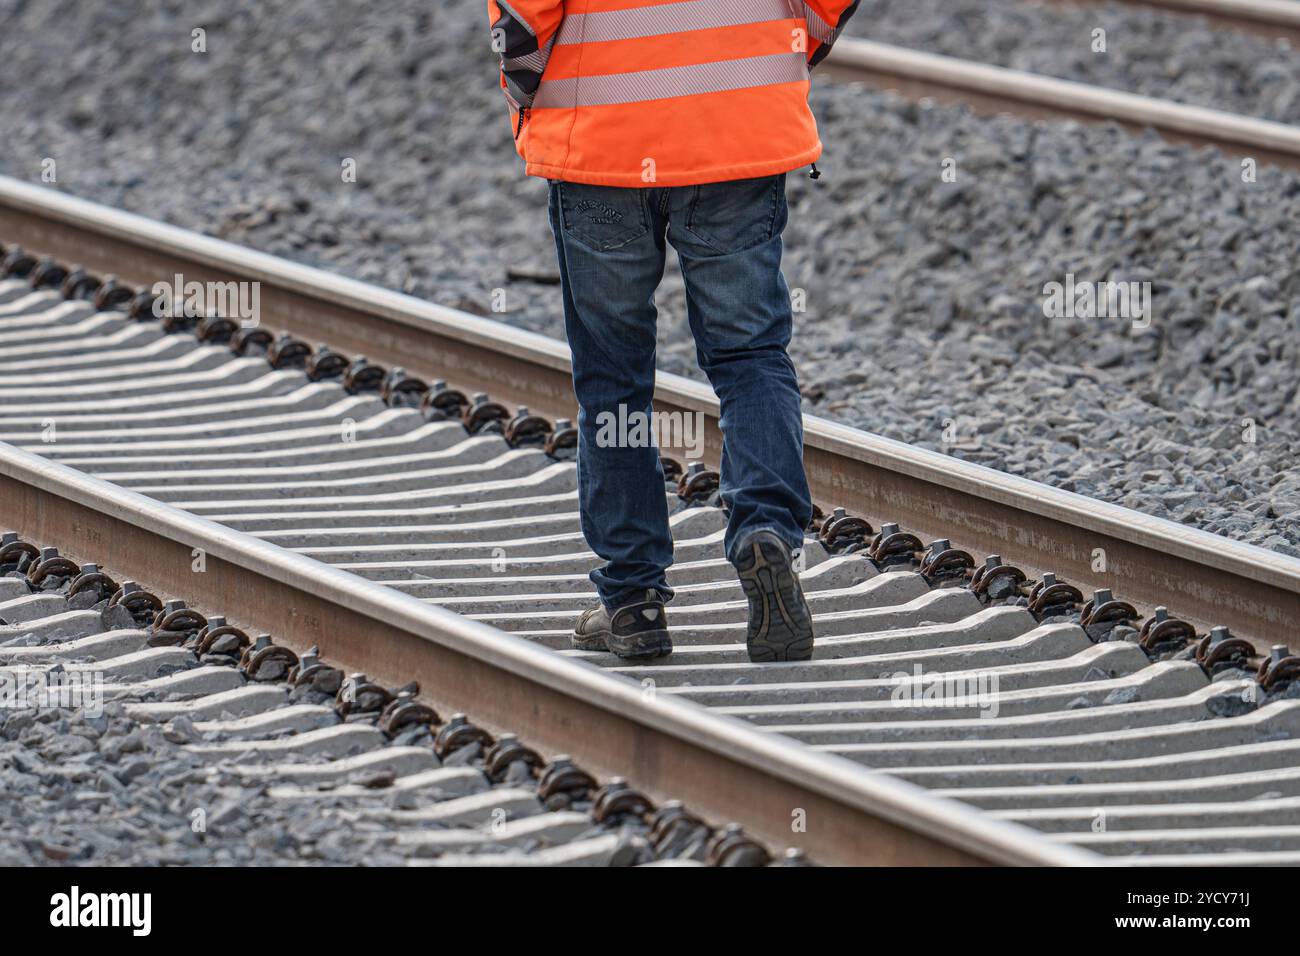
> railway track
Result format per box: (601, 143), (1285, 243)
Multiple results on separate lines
(824, 4), (1300, 170)
(1074, 0), (1300, 45)
(1, 534), (770, 867)
(3, 178), (1300, 866)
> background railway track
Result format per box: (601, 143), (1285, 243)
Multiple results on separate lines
(1070, 0), (1300, 45)
(4, 181), (1300, 864)
(825, 12), (1300, 170)
(5, 4), (1298, 557)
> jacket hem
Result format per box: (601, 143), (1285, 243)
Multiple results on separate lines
(525, 145), (823, 187)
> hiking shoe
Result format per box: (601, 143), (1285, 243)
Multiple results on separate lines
(733, 530), (815, 663)
(573, 589), (672, 661)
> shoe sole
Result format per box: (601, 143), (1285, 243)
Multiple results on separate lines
(735, 534), (815, 663)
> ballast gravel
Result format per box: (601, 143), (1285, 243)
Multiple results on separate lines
(0, 581), (655, 867)
(0, 0), (1296, 555)
(845, 0), (1300, 126)
(0, 701), (645, 866)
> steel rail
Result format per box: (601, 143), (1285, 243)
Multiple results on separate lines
(822, 37), (1300, 170)
(1071, 0), (1300, 45)
(0, 442), (1093, 866)
(3, 176), (1298, 651)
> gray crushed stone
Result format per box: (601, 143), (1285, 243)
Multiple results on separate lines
(0, 1), (1296, 556)
(0, 702), (627, 866)
(844, 0), (1300, 125)
(0, 571), (659, 866)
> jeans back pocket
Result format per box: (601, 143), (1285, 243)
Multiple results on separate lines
(557, 182), (650, 252)
(684, 175), (785, 255)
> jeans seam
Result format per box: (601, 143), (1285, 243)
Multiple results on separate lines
(761, 175), (785, 244)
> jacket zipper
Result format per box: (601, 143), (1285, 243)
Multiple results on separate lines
(515, 107), (528, 139)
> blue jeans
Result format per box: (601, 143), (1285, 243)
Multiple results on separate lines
(547, 175), (813, 609)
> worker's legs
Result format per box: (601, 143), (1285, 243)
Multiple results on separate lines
(666, 174), (815, 661)
(547, 181), (674, 611)
(666, 174), (813, 562)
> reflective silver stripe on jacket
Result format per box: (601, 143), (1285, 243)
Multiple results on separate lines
(533, 51), (809, 110)
(555, 0), (799, 46)
(795, 2), (837, 44)
(503, 39), (553, 76)
(494, 0), (556, 111)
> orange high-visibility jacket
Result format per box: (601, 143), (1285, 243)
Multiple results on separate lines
(487, 1), (861, 187)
